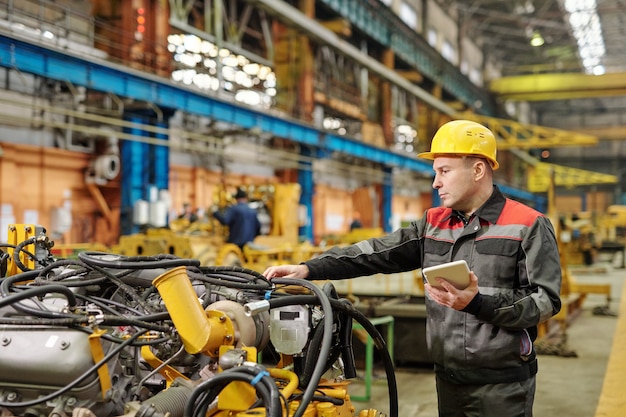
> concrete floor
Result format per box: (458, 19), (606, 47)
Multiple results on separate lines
(347, 265), (624, 417)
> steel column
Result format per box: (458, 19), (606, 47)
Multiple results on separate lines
(121, 116), (151, 235)
(382, 167), (393, 233)
(298, 147), (314, 242)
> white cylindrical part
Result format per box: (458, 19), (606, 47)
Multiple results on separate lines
(133, 199), (149, 225)
(93, 154), (120, 180)
(158, 189), (172, 209)
(148, 185), (159, 203)
(149, 201), (168, 227)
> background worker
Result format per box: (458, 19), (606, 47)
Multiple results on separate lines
(178, 202), (198, 222)
(213, 188), (261, 250)
(264, 120), (562, 417)
(349, 211), (363, 230)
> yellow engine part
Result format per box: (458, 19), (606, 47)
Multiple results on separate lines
(153, 266), (235, 356)
(140, 345), (187, 386)
(5, 224), (41, 276)
(217, 346), (259, 412)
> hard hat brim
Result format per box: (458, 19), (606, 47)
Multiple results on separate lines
(417, 152), (499, 170)
(417, 151), (436, 161)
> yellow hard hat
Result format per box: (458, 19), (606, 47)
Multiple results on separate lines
(417, 120), (499, 170)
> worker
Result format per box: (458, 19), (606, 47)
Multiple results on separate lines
(178, 203), (198, 222)
(349, 211), (363, 230)
(264, 120), (562, 417)
(213, 188), (261, 250)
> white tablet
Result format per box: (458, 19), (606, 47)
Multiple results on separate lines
(422, 260), (470, 290)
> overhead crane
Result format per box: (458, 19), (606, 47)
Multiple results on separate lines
(489, 73), (626, 141)
(459, 113), (598, 150)
(455, 113), (617, 190)
(489, 72), (626, 102)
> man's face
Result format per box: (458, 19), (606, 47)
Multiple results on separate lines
(431, 156), (477, 211)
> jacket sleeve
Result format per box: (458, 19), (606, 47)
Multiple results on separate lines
(305, 224), (424, 280)
(213, 208), (232, 226)
(472, 215), (562, 329)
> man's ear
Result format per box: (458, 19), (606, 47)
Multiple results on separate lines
(473, 159), (487, 181)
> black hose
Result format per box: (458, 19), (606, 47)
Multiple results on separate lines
(76, 294), (141, 316)
(296, 311), (328, 387)
(70, 325), (172, 346)
(0, 317), (87, 326)
(200, 265), (270, 282)
(338, 298), (357, 379)
(271, 279), (334, 417)
(187, 272), (271, 291)
(267, 293), (399, 417)
(0, 270), (40, 295)
(0, 313), (169, 331)
(13, 237), (37, 272)
(36, 258), (90, 280)
(184, 366), (281, 417)
(76, 260), (157, 314)
(0, 243), (37, 262)
(0, 271), (80, 319)
(0, 284), (77, 309)
(78, 251), (201, 269)
(296, 282), (344, 387)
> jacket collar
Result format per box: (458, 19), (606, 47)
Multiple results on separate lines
(448, 185), (505, 225)
(473, 185), (506, 224)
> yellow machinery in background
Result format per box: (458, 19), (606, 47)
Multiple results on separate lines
(558, 206), (626, 268)
(535, 175), (614, 357)
(110, 183), (324, 272)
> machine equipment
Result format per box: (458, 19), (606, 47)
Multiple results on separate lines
(110, 183), (319, 272)
(0, 224), (396, 417)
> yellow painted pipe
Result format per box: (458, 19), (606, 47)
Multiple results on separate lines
(269, 367), (299, 399)
(153, 266), (212, 354)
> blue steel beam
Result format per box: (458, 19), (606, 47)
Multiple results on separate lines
(325, 134), (434, 171)
(0, 34), (403, 165)
(0, 34), (546, 210)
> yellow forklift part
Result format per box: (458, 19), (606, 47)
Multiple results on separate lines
(140, 345), (188, 385)
(153, 266), (235, 356)
(88, 328), (112, 399)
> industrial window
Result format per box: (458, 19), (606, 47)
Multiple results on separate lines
(469, 67), (483, 86)
(460, 60), (469, 75)
(441, 40), (457, 65)
(427, 28), (437, 48)
(399, 2), (418, 29)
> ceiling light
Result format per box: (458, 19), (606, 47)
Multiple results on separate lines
(563, 0), (606, 74)
(530, 32), (545, 47)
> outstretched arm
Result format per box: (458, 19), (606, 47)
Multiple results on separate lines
(263, 264), (310, 279)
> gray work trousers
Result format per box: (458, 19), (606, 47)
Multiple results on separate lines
(435, 375), (536, 417)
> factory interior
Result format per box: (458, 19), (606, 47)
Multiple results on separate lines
(0, 0), (625, 416)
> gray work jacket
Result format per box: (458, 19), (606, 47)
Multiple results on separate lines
(305, 186), (562, 384)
